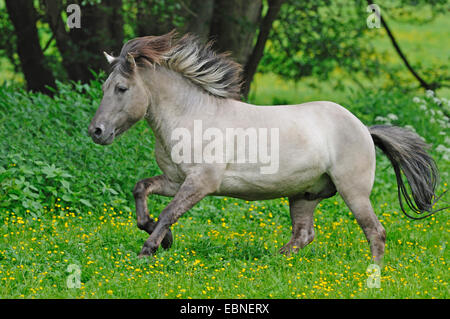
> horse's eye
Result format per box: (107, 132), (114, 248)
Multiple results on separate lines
(116, 85), (128, 93)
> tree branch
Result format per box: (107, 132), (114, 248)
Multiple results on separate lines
(366, 0), (438, 90)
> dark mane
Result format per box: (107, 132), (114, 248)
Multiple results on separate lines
(113, 31), (243, 100)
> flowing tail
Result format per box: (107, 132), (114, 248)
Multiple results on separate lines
(369, 125), (447, 219)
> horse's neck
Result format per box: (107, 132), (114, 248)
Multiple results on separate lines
(142, 66), (219, 144)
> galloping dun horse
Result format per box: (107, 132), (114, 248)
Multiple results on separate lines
(89, 32), (442, 262)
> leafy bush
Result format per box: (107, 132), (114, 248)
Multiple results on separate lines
(0, 77), (160, 218)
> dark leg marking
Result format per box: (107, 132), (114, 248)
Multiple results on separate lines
(280, 197), (320, 255)
(133, 175), (179, 250)
(138, 177), (210, 257)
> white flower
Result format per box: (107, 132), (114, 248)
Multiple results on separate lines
(437, 120), (447, 129)
(433, 97), (441, 105)
(435, 145), (450, 162)
(387, 113), (398, 121)
(419, 104), (427, 110)
(413, 97), (421, 103)
(426, 90), (434, 98)
(375, 116), (389, 124)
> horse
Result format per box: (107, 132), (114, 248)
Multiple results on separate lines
(89, 31), (442, 263)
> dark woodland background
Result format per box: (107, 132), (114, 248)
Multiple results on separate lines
(0, 0), (449, 99)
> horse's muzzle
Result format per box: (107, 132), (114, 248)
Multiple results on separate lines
(88, 123), (115, 145)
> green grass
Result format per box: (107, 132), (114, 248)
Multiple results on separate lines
(374, 14), (450, 69)
(0, 77), (448, 299)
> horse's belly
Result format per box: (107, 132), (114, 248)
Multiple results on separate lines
(215, 164), (329, 200)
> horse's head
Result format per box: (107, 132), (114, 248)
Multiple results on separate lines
(89, 52), (149, 145)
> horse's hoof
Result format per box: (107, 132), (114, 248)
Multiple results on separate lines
(372, 256), (384, 267)
(161, 229), (173, 250)
(279, 246), (291, 256)
(279, 243), (299, 256)
(138, 244), (156, 257)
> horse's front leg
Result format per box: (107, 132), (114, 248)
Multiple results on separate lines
(133, 175), (180, 249)
(138, 176), (211, 257)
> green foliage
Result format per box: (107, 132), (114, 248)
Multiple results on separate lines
(0, 1), (18, 72)
(0, 76), (141, 217)
(260, 0), (379, 82)
(123, 0), (187, 38)
(382, 0), (449, 24)
(260, 0), (449, 91)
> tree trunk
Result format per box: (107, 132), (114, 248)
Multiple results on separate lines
(67, 0), (124, 82)
(45, 0), (124, 82)
(184, 0), (215, 40)
(241, 0), (285, 97)
(44, 0), (85, 81)
(5, 0), (56, 94)
(209, 0), (263, 66)
(107, 0), (124, 55)
(134, 0), (214, 40)
(136, 0), (179, 36)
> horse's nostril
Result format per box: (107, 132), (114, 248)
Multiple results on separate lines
(94, 127), (103, 136)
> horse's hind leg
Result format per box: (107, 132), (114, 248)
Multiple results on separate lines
(335, 182), (386, 263)
(133, 175), (179, 250)
(279, 197), (320, 255)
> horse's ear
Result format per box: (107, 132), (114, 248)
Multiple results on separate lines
(103, 51), (115, 64)
(126, 53), (137, 69)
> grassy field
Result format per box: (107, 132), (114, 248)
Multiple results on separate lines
(0, 76), (448, 299)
